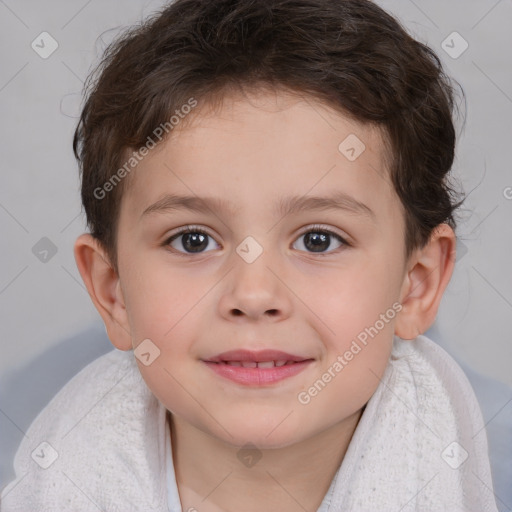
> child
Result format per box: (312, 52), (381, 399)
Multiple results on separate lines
(1, 0), (499, 510)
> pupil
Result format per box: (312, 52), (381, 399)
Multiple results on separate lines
(184, 233), (208, 252)
(306, 232), (329, 252)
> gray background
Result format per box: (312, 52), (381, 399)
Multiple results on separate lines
(1, 0), (511, 509)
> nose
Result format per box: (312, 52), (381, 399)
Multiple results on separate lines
(218, 248), (292, 322)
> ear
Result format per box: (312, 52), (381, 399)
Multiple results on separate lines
(74, 233), (133, 351)
(395, 224), (456, 340)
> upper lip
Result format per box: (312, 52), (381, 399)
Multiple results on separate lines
(204, 349), (312, 363)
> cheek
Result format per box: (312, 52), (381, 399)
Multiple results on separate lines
(123, 261), (208, 341)
(317, 265), (399, 405)
(292, 257), (400, 407)
(134, 356), (198, 423)
(295, 258), (400, 346)
(297, 304), (395, 417)
(122, 264), (211, 393)
(125, 269), (205, 411)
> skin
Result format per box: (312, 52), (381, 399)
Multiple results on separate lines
(75, 88), (456, 512)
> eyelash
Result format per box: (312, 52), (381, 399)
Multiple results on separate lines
(163, 224), (350, 257)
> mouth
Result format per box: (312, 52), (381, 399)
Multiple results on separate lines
(202, 349), (314, 386)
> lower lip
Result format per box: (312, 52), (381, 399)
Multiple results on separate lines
(202, 360), (313, 386)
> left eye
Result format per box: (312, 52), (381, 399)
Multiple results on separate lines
(292, 227), (346, 254)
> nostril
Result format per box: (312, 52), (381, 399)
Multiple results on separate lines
(230, 309), (278, 317)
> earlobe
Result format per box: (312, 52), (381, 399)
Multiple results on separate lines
(74, 233), (133, 351)
(394, 224), (456, 340)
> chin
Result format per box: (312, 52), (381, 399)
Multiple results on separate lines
(211, 414), (311, 450)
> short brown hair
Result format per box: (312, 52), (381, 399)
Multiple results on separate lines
(73, 0), (465, 274)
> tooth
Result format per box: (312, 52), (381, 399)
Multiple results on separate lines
(275, 360), (287, 367)
(241, 361), (257, 368)
(257, 361), (274, 368)
(226, 361), (242, 366)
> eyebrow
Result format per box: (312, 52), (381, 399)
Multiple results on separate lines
(140, 191), (376, 222)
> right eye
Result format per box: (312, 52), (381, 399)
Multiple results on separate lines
(164, 226), (220, 255)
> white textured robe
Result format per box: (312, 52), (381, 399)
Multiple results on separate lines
(0, 335), (498, 511)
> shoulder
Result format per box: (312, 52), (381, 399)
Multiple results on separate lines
(330, 334), (498, 511)
(1, 349), (168, 511)
(391, 334), (482, 411)
(23, 348), (139, 440)
(389, 334), (495, 492)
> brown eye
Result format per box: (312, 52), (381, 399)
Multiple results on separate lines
(166, 227), (219, 254)
(293, 226), (347, 254)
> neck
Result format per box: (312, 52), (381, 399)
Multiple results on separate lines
(168, 409), (363, 512)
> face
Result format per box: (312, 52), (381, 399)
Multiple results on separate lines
(115, 89), (408, 449)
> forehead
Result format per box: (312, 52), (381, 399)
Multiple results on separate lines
(120, 88), (401, 229)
